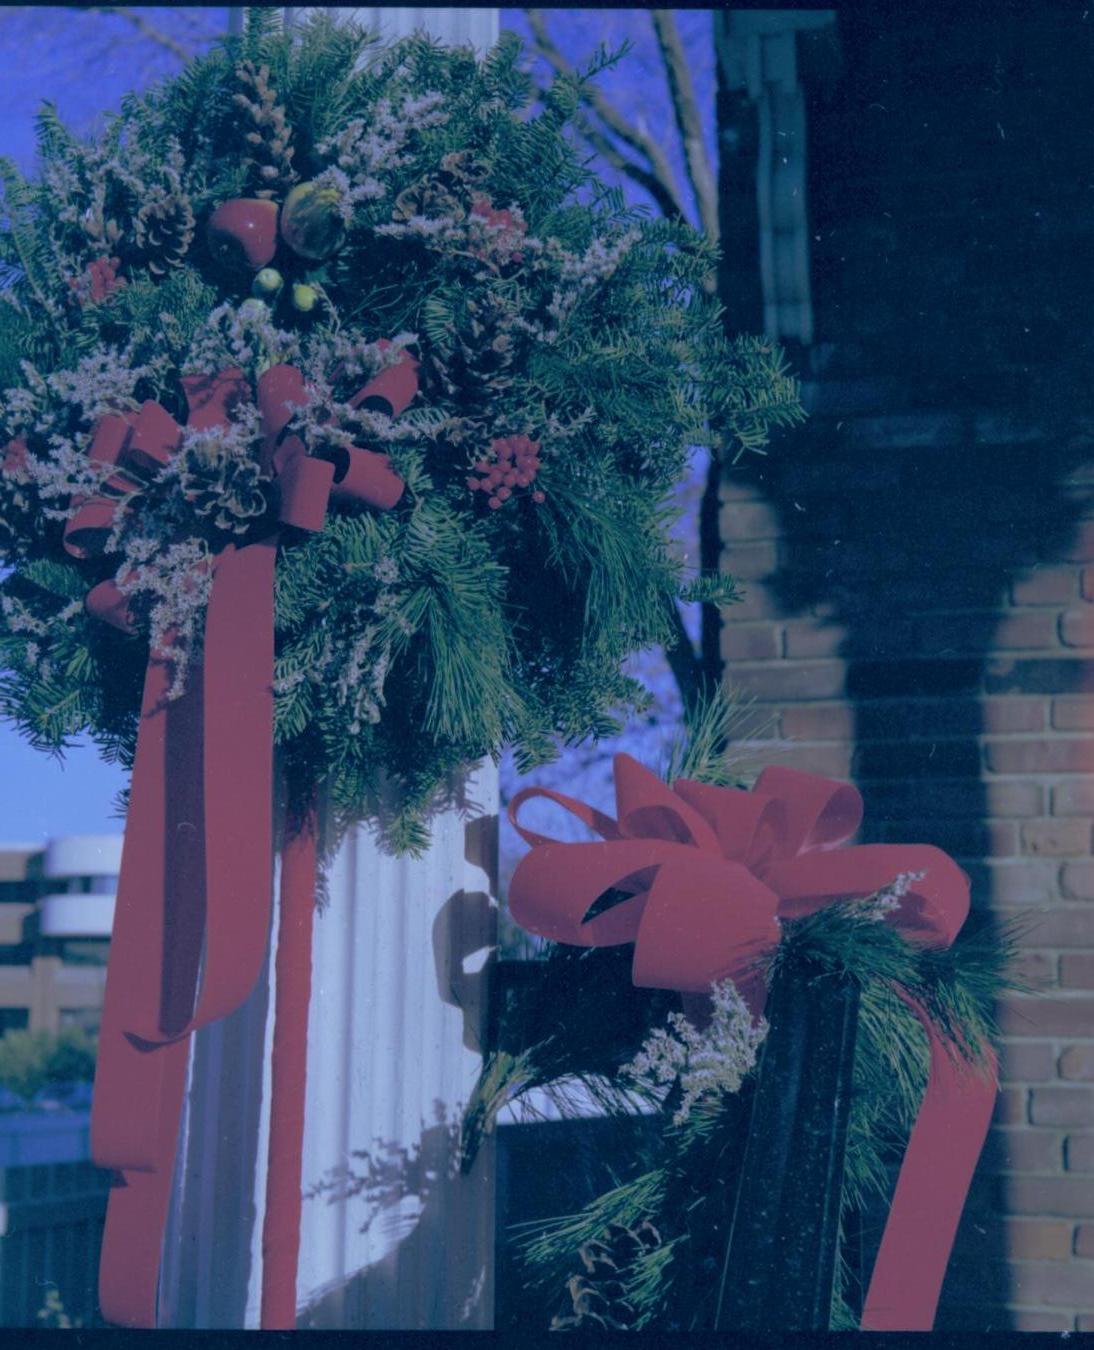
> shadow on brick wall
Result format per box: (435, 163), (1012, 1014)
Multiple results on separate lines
(716, 9), (1094, 1326)
(737, 393), (1093, 1324)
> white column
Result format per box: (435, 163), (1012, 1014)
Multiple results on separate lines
(161, 8), (499, 1328)
(161, 767), (498, 1329)
(291, 8), (498, 51)
(722, 10), (836, 346)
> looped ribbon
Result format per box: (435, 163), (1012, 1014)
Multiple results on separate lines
(52, 346), (419, 1328)
(508, 753), (998, 1332)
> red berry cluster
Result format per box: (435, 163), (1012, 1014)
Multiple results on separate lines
(68, 256), (126, 308)
(469, 195), (526, 264)
(467, 435), (545, 510)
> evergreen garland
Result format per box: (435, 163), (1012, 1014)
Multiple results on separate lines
(0, 12), (803, 850)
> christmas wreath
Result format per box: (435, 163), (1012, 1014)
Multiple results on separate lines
(0, 10), (799, 850)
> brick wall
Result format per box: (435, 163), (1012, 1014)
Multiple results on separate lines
(718, 9), (1094, 1331)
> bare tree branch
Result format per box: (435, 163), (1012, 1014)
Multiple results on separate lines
(84, 7), (195, 62)
(524, 8), (689, 222)
(569, 107), (689, 221)
(650, 10), (720, 243)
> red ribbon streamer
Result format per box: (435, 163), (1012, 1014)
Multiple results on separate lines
(49, 350), (418, 1328)
(507, 753), (998, 1332)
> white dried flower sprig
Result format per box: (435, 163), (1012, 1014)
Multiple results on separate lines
(317, 92), (448, 203)
(844, 870), (928, 922)
(306, 330), (417, 391)
(115, 536), (214, 698)
(624, 977), (768, 1126)
(5, 347), (153, 436)
(183, 301), (300, 378)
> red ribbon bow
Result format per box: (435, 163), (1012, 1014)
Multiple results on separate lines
(55, 347), (418, 1328)
(508, 754), (998, 1332)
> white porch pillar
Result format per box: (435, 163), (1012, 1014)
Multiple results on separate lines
(720, 10), (837, 346)
(160, 7), (500, 1329)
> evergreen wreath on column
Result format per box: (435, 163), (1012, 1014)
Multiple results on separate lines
(0, 9), (802, 849)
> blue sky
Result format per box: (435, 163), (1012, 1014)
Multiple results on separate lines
(0, 7), (716, 845)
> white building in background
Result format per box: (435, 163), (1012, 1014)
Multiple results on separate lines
(0, 834), (121, 1035)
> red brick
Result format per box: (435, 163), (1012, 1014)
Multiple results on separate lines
(1022, 818), (1093, 857)
(984, 779), (1046, 816)
(984, 738), (1094, 774)
(1010, 1259), (1094, 1305)
(1053, 782), (1094, 816)
(1083, 566), (1094, 601)
(722, 477), (765, 503)
(1062, 608), (1094, 647)
(872, 818), (1017, 859)
(1077, 1225), (1094, 1257)
(982, 860), (1062, 907)
(1060, 1046), (1094, 1081)
(985, 657), (1094, 696)
(1028, 909), (1094, 947)
(1062, 861), (1094, 900)
(983, 697), (1048, 734)
(1000, 1040), (1058, 1082)
(767, 743), (854, 779)
(1029, 1087), (1094, 1126)
(986, 1126), (1062, 1172)
(724, 540), (778, 580)
(994, 1085), (1028, 1124)
(727, 586), (785, 621)
(1053, 697), (1094, 730)
(720, 501), (780, 540)
(1064, 520), (1094, 562)
(998, 611), (1062, 649)
(1011, 568), (1077, 605)
(778, 703), (854, 740)
(1009, 1311), (1073, 1332)
(728, 661), (846, 702)
(1066, 1134), (1094, 1171)
(1004, 1177), (1091, 1220)
(782, 621), (847, 659)
(1005, 1218), (1074, 1260)
(977, 783), (1042, 810)
(722, 624), (781, 661)
(1011, 952), (1057, 990)
(917, 612), (1057, 654)
(1062, 956), (1094, 990)
(998, 997), (1094, 1039)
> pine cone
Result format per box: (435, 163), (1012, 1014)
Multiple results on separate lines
(391, 174), (465, 224)
(451, 294), (517, 391)
(550, 1220), (662, 1332)
(438, 150), (489, 186)
(134, 192), (195, 276)
(234, 61), (297, 200)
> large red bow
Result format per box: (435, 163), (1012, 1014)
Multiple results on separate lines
(508, 754), (998, 1332)
(56, 348), (418, 1328)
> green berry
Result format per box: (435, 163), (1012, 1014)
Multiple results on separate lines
(291, 283), (319, 314)
(252, 267), (284, 298)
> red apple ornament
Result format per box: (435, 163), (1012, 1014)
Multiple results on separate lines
(206, 198), (280, 270)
